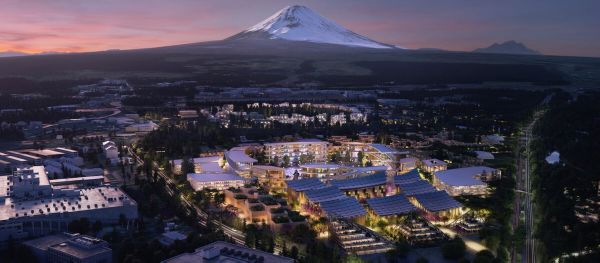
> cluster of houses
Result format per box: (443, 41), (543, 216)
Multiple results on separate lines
(171, 136), (501, 254)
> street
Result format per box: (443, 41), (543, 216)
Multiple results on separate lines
(127, 147), (246, 245)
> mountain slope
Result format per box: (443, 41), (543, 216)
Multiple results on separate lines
(473, 41), (541, 55)
(0, 51), (29, 58)
(227, 5), (392, 49)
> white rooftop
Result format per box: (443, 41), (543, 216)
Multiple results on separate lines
(187, 173), (244, 183)
(0, 186), (136, 221)
(226, 150), (257, 164)
(434, 166), (497, 187)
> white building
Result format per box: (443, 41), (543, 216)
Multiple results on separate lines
(421, 159), (447, 173)
(225, 148), (257, 177)
(102, 141), (119, 165)
(187, 173), (245, 191)
(124, 121), (158, 133)
(264, 139), (328, 165)
(0, 166), (138, 244)
(432, 166), (500, 196)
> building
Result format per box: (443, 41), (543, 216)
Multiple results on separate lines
(299, 163), (348, 179)
(24, 233), (112, 263)
(398, 157), (418, 172)
(171, 156), (224, 174)
(124, 121), (158, 133)
(421, 159), (447, 173)
(264, 139), (328, 165)
(432, 166), (500, 196)
(178, 110), (199, 119)
(49, 176), (105, 188)
(340, 142), (404, 168)
(285, 178), (326, 210)
(225, 148), (257, 177)
(162, 241), (294, 263)
(187, 173), (246, 191)
(410, 191), (463, 219)
(251, 165), (286, 193)
(366, 194), (418, 219)
(158, 231), (188, 246)
(0, 166), (138, 244)
(102, 141), (119, 165)
(330, 172), (389, 199)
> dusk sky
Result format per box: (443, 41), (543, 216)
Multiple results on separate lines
(2, 0), (599, 57)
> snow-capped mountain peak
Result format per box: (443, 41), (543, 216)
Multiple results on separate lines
(230, 5), (392, 49)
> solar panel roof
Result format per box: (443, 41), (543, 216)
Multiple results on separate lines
(397, 180), (437, 196)
(330, 172), (387, 190)
(366, 194), (417, 216)
(319, 196), (366, 219)
(305, 186), (346, 203)
(286, 178), (325, 192)
(413, 191), (462, 212)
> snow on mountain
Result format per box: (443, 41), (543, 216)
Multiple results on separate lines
(229, 5), (392, 49)
(473, 40), (541, 55)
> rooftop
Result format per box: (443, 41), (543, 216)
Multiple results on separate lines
(433, 166), (497, 186)
(394, 169), (421, 185)
(370, 144), (399, 154)
(413, 191), (462, 212)
(330, 172), (387, 190)
(319, 196), (366, 219)
(422, 159), (447, 167)
(397, 180), (437, 196)
(300, 163), (342, 169)
(226, 150), (258, 164)
(48, 235), (111, 259)
(0, 186), (136, 221)
(187, 173), (244, 183)
(162, 241), (294, 263)
(305, 186), (345, 203)
(264, 139), (327, 146)
(366, 194), (417, 216)
(286, 178), (325, 192)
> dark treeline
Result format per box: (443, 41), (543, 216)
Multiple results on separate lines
(531, 90), (600, 262)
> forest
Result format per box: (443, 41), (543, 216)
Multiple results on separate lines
(531, 90), (600, 262)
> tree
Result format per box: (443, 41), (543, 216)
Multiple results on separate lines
(473, 250), (495, 263)
(357, 151), (365, 166)
(181, 157), (195, 174)
(282, 155), (290, 167)
(441, 237), (466, 260)
(290, 245), (298, 259)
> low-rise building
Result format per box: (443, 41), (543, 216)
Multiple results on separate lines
(251, 165), (286, 193)
(187, 173), (246, 191)
(162, 241), (294, 263)
(432, 166), (500, 196)
(0, 166), (138, 244)
(421, 159), (447, 173)
(24, 233), (112, 263)
(264, 139), (328, 165)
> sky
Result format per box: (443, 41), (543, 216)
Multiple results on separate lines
(1, 0), (599, 57)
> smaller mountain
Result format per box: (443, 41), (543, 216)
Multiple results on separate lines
(0, 51), (29, 58)
(473, 41), (540, 55)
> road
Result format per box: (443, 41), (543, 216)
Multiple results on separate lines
(523, 112), (541, 263)
(512, 110), (543, 263)
(127, 148), (246, 245)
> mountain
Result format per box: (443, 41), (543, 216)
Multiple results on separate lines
(0, 51), (29, 58)
(473, 41), (541, 55)
(226, 5), (392, 49)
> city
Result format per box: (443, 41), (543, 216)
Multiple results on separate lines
(0, 1), (599, 263)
